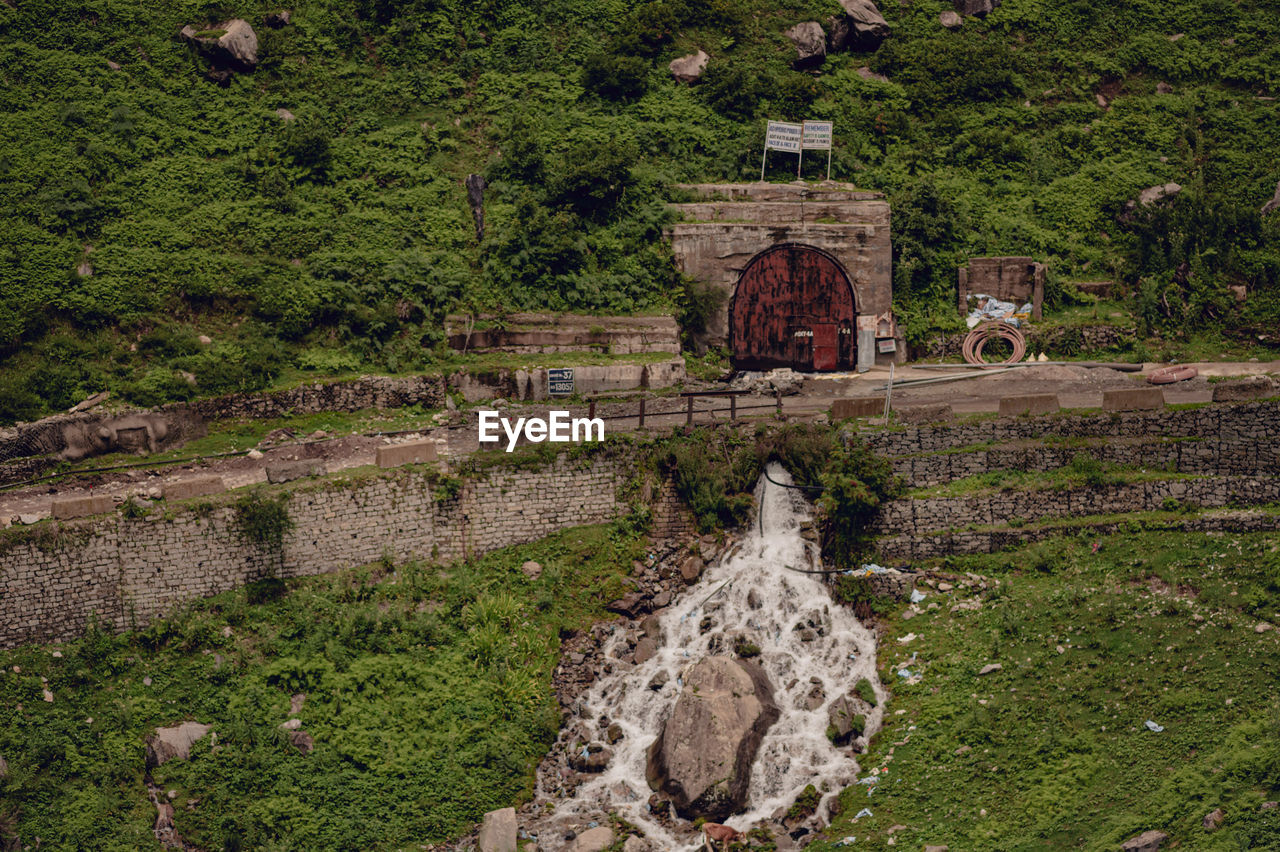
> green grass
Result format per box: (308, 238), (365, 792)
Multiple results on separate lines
(0, 522), (642, 850)
(813, 531), (1280, 851)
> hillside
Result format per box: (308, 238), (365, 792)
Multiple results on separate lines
(1, 0), (1279, 424)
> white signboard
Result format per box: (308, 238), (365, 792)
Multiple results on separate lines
(761, 119), (834, 180)
(801, 120), (832, 150)
(764, 121), (803, 153)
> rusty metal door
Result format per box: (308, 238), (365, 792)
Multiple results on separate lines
(812, 323), (837, 371)
(730, 243), (858, 371)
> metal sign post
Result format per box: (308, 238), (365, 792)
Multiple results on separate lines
(801, 120), (833, 181)
(762, 120), (833, 181)
(761, 120), (802, 180)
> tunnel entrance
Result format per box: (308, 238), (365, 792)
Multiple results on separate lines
(729, 243), (858, 372)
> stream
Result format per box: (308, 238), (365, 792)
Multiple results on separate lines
(534, 463), (885, 849)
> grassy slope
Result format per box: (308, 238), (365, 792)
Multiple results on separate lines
(0, 523), (640, 850)
(2, 0), (1279, 421)
(815, 531), (1280, 850)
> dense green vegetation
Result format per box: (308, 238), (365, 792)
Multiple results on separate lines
(0, 523), (639, 849)
(815, 531), (1280, 850)
(2, 0), (1279, 423)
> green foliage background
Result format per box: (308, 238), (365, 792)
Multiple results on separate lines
(1, 0), (1278, 423)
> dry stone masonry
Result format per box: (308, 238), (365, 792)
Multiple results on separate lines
(1, 457), (628, 648)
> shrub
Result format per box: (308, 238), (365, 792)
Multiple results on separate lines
(816, 439), (901, 568)
(233, 490), (293, 550)
(581, 52), (649, 101)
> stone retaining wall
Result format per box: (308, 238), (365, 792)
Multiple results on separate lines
(0, 456), (628, 648)
(877, 510), (1280, 561)
(887, 435), (1279, 487)
(871, 476), (1280, 535)
(864, 400), (1280, 468)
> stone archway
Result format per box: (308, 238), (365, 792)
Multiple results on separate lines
(729, 243), (858, 371)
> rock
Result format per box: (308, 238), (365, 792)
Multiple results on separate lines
(634, 636), (658, 665)
(855, 66), (889, 83)
(978, 663), (1003, 675)
(680, 556), (705, 584)
(704, 824), (740, 845)
(17, 514), (41, 525)
(1262, 801), (1278, 810)
(786, 22), (827, 68)
(1213, 376), (1275, 402)
(288, 730), (314, 754)
(1121, 830), (1169, 852)
(838, 0), (891, 50)
(826, 14), (852, 51)
(746, 589), (762, 609)
(1203, 808), (1225, 831)
(146, 722), (213, 767)
(669, 50), (708, 83)
(42, 687), (54, 702)
(651, 590), (672, 609)
(106, 59), (123, 70)
(521, 560), (543, 580)
(569, 746), (613, 772)
(180, 19), (259, 73)
(1137, 183), (1182, 207)
(826, 695), (866, 746)
(275, 107), (296, 121)
(607, 592), (648, 619)
(0, 754), (7, 778)
(478, 807), (518, 852)
(1255, 622), (1274, 634)
(264, 10), (291, 28)
(622, 837), (650, 852)
(641, 613), (663, 641)
(954, 744), (972, 755)
(1157, 81), (1173, 94)
(571, 826), (614, 852)
(607, 723), (625, 744)
(197, 334), (213, 345)
(290, 692), (305, 714)
(767, 368), (803, 396)
(1261, 180), (1280, 215)
(279, 718), (303, 730)
(646, 657), (780, 820)
(940, 10), (962, 28)
(648, 670), (670, 690)
(954, 0), (1000, 16)
(925, 846), (950, 852)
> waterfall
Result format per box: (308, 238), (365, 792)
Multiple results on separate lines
(537, 463), (884, 848)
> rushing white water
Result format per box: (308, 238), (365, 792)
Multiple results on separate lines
(540, 463), (884, 849)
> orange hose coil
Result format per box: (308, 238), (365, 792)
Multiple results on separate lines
(962, 322), (1027, 366)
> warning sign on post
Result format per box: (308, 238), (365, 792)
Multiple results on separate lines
(801, 120), (832, 150)
(764, 121), (803, 152)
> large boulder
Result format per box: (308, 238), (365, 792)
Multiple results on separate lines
(646, 657), (780, 820)
(478, 807), (517, 852)
(837, 0), (890, 50)
(1212, 375), (1275, 402)
(180, 19), (259, 74)
(571, 826), (615, 852)
(1121, 830), (1168, 852)
(1262, 180), (1280, 215)
(785, 22), (827, 69)
(145, 722), (212, 768)
(955, 0), (1001, 16)
(669, 50), (709, 83)
(1137, 182), (1182, 207)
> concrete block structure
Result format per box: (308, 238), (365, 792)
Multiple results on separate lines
(998, 394), (1060, 416)
(667, 182), (893, 373)
(376, 440), (439, 468)
(831, 397), (884, 419)
(1103, 388), (1165, 411)
(958, 257), (1046, 320)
